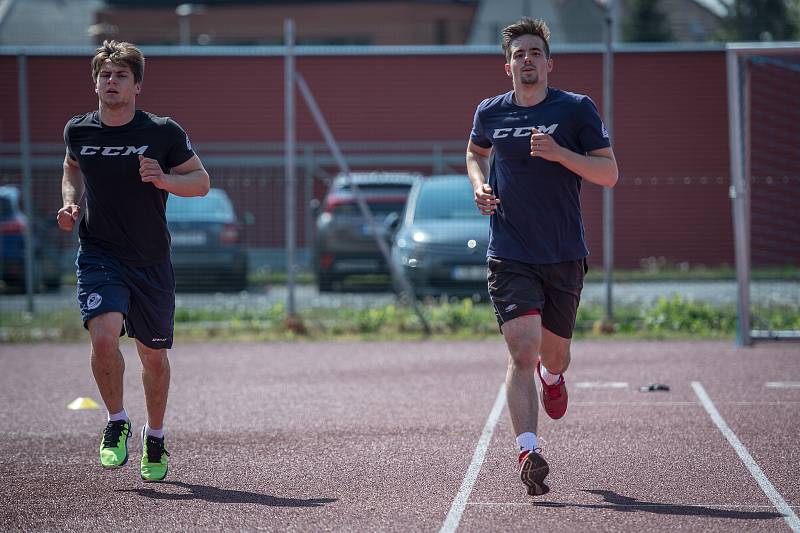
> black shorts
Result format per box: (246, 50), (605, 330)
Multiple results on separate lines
(76, 249), (175, 349)
(487, 256), (587, 339)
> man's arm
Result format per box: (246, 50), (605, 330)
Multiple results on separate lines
(466, 140), (499, 215)
(57, 153), (84, 231)
(556, 146), (618, 188)
(530, 129), (618, 188)
(139, 154), (210, 197)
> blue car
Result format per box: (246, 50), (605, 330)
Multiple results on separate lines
(166, 188), (249, 292)
(391, 175), (489, 299)
(0, 185), (61, 292)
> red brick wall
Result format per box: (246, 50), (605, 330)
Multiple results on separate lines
(0, 50), (748, 268)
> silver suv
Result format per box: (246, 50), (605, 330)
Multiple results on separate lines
(313, 172), (420, 292)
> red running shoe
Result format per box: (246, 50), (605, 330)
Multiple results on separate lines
(519, 449), (550, 496)
(537, 360), (568, 419)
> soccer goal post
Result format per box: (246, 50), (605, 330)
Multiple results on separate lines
(727, 42), (800, 346)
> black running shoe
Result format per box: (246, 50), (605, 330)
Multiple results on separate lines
(519, 449), (550, 496)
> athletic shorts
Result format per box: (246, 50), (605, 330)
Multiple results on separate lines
(76, 249), (175, 349)
(487, 256), (587, 339)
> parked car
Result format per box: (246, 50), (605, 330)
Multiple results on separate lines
(166, 188), (249, 292)
(390, 175), (489, 298)
(0, 185), (61, 292)
(313, 171), (420, 292)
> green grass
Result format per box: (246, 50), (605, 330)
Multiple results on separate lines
(2, 295), (798, 343)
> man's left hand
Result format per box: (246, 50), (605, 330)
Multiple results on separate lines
(530, 128), (563, 162)
(139, 155), (168, 189)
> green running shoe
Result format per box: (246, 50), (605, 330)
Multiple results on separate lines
(140, 427), (170, 482)
(99, 419), (131, 469)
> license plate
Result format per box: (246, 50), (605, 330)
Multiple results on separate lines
(451, 265), (486, 280)
(335, 259), (380, 272)
(171, 231), (207, 246)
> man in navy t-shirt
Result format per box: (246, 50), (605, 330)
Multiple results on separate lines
(466, 17), (618, 496)
(58, 40), (210, 482)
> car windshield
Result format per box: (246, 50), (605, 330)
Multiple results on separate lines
(166, 190), (235, 222)
(413, 178), (481, 221)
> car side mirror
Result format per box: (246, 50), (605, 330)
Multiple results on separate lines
(384, 211), (401, 233)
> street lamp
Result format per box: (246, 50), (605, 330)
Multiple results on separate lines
(175, 3), (206, 46)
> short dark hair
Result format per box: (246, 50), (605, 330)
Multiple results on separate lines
(501, 17), (551, 61)
(91, 40), (145, 83)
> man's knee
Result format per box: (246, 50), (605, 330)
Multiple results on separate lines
(138, 345), (169, 372)
(88, 316), (122, 357)
(91, 334), (119, 359)
(505, 330), (541, 370)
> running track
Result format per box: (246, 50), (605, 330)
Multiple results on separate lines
(1, 340), (798, 531)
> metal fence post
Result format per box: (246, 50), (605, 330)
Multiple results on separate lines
(284, 18), (297, 320)
(602, 0), (616, 323)
(17, 53), (35, 313)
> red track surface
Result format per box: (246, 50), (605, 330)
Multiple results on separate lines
(1, 340), (798, 531)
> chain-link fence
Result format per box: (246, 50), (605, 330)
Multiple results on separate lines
(3, 44), (795, 330)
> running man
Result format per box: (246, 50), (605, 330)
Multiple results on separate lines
(466, 18), (618, 495)
(59, 40), (210, 482)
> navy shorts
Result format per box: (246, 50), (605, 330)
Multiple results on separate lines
(76, 249), (175, 349)
(487, 256), (587, 339)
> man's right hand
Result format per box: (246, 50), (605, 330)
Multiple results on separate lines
(474, 183), (500, 215)
(57, 204), (81, 231)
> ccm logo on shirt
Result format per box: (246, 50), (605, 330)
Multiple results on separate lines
(79, 145), (149, 156)
(492, 124), (558, 138)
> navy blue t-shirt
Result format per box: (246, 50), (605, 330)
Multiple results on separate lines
(470, 88), (610, 264)
(64, 110), (195, 266)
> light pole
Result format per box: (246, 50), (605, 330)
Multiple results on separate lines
(175, 3), (205, 46)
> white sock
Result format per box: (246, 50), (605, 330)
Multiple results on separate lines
(145, 425), (164, 439)
(540, 363), (562, 386)
(108, 409), (128, 422)
(516, 432), (539, 452)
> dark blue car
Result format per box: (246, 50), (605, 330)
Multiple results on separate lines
(166, 188), (249, 292)
(0, 185), (61, 292)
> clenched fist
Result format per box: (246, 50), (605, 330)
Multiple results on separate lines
(57, 204), (81, 231)
(474, 183), (500, 215)
(139, 155), (168, 189)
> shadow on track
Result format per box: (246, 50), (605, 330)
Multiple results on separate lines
(528, 489), (783, 520)
(116, 481), (336, 507)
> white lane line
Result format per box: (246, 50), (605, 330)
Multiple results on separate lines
(575, 381), (628, 388)
(574, 401), (800, 406)
(765, 382), (800, 389)
(573, 401), (696, 406)
(691, 382), (800, 532)
(440, 383), (506, 533)
(467, 502), (800, 509)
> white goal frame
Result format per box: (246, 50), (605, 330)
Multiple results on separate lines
(727, 42), (800, 346)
